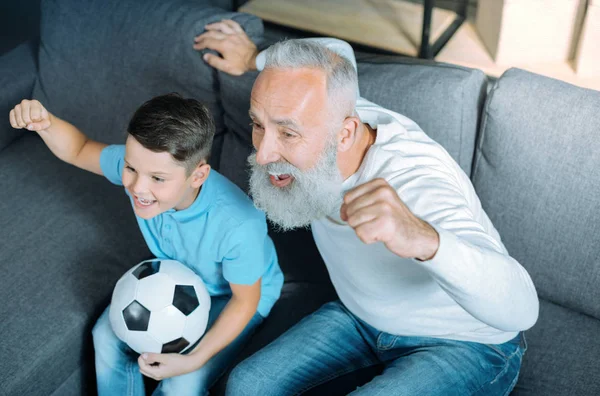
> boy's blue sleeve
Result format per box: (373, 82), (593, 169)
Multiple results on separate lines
(100, 145), (126, 186)
(222, 219), (267, 286)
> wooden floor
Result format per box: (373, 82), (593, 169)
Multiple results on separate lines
(241, 0), (599, 91)
(436, 20), (600, 91)
(404, 0), (477, 18)
(241, 0), (461, 57)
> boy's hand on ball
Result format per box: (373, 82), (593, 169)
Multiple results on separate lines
(9, 99), (52, 132)
(138, 352), (194, 380)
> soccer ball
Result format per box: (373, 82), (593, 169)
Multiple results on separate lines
(109, 259), (211, 354)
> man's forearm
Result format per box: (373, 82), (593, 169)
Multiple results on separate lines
(187, 296), (258, 371)
(421, 228), (539, 332)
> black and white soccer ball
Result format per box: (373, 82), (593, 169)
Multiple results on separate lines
(109, 259), (211, 354)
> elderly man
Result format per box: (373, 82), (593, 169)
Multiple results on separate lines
(194, 20), (539, 395)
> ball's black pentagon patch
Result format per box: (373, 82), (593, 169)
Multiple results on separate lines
(132, 260), (161, 280)
(123, 301), (151, 331)
(161, 337), (190, 354)
(172, 285), (199, 316)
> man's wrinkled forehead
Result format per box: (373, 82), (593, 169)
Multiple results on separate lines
(250, 68), (329, 125)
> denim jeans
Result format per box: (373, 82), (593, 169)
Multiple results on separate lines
(227, 300), (526, 396)
(93, 296), (264, 396)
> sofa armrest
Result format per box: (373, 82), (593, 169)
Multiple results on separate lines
(0, 41), (38, 152)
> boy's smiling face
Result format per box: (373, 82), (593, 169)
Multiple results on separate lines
(122, 136), (209, 219)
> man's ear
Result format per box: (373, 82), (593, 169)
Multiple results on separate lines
(190, 163), (211, 188)
(338, 116), (361, 152)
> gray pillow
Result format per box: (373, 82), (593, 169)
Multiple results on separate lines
(32, 0), (263, 157)
(357, 55), (487, 176)
(472, 68), (600, 320)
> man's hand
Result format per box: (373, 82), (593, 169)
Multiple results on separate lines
(9, 99), (52, 132)
(340, 178), (440, 261)
(193, 19), (258, 76)
(138, 352), (195, 381)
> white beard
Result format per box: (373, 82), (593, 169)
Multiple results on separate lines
(248, 141), (343, 231)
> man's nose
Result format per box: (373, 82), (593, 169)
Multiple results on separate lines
(255, 131), (281, 165)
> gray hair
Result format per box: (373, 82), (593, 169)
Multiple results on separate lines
(263, 39), (359, 120)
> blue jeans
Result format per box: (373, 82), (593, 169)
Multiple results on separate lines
(227, 301), (527, 396)
(93, 296), (264, 396)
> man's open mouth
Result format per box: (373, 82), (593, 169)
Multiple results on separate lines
(268, 172), (294, 187)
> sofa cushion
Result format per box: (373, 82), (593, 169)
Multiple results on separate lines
(357, 55), (487, 176)
(32, 0), (262, 160)
(49, 366), (87, 396)
(0, 134), (151, 395)
(513, 299), (600, 395)
(472, 68), (600, 320)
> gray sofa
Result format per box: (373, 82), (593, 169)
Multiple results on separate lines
(0, 0), (598, 395)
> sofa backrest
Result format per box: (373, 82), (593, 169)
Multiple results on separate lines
(357, 55), (487, 176)
(31, 0), (262, 162)
(472, 68), (600, 319)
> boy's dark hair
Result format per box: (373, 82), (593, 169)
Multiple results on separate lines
(128, 93), (215, 175)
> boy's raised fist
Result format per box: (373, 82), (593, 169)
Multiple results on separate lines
(9, 99), (52, 132)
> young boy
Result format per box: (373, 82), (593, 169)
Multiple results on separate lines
(9, 94), (283, 396)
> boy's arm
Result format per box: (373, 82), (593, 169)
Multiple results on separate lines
(188, 279), (260, 368)
(9, 99), (106, 175)
(138, 279), (261, 380)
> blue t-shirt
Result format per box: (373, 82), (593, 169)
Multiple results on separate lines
(100, 145), (283, 317)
